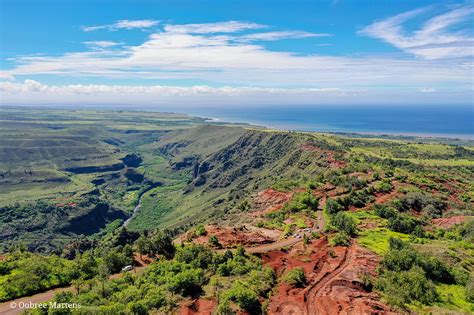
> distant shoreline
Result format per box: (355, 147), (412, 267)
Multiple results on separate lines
(202, 115), (474, 141)
(2, 105), (473, 141)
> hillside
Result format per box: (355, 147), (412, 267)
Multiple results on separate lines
(0, 108), (473, 314)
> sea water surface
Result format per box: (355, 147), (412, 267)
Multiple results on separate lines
(176, 105), (473, 139)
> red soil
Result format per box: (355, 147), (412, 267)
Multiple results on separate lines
(265, 240), (394, 315)
(252, 188), (294, 216)
(180, 298), (217, 315)
(432, 216), (470, 229)
(300, 144), (346, 169)
(133, 254), (154, 267)
(184, 225), (278, 248)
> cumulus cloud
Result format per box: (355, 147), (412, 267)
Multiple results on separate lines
(360, 5), (474, 59)
(82, 19), (159, 32)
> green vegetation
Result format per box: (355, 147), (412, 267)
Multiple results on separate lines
(0, 251), (75, 301)
(374, 238), (473, 312)
(282, 191), (319, 213)
(1, 108), (473, 313)
(282, 267), (307, 287)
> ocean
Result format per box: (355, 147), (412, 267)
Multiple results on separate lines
(173, 105), (474, 140)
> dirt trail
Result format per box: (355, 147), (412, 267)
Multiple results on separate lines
(305, 242), (355, 313)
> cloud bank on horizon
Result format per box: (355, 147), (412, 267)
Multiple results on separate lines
(0, 1), (473, 106)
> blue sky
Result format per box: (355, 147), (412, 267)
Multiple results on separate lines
(0, 0), (473, 106)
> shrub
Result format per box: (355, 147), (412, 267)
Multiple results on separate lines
(330, 232), (351, 246)
(375, 266), (438, 307)
(374, 179), (393, 193)
(466, 277), (474, 302)
(284, 191), (319, 213)
(208, 235), (221, 248)
(373, 204), (398, 219)
(166, 268), (205, 296)
(381, 238), (455, 284)
(194, 225), (207, 236)
(397, 192), (445, 214)
(339, 188), (374, 208)
(175, 244), (213, 269)
(332, 212), (357, 236)
(387, 213), (421, 235)
(220, 282), (260, 313)
(282, 268), (306, 287)
(325, 198), (343, 215)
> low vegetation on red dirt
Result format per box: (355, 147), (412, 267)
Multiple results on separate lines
(432, 215), (470, 229)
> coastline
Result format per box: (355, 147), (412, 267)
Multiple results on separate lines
(202, 114), (474, 141)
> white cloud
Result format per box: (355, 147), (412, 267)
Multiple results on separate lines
(83, 41), (122, 49)
(238, 31), (330, 42)
(5, 27), (470, 89)
(420, 88), (437, 93)
(0, 72), (15, 81)
(360, 6), (474, 59)
(0, 80), (351, 105)
(81, 19), (159, 32)
(163, 21), (265, 34)
(114, 20), (159, 29)
(1, 80), (469, 106)
(1, 19), (472, 105)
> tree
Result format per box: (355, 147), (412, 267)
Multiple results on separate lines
(220, 282), (260, 313)
(330, 232), (351, 246)
(150, 231), (176, 259)
(97, 262), (109, 297)
(387, 214), (420, 234)
(71, 278), (84, 294)
(375, 266), (438, 307)
(325, 198), (342, 215)
(135, 235), (151, 260)
(332, 212), (357, 236)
